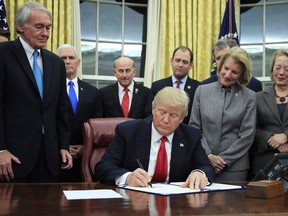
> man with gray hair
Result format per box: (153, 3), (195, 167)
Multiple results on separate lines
(57, 44), (103, 182)
(0, 2), (72, 182)
(201, 39), (262, 92)
(95, 87), (215, 189)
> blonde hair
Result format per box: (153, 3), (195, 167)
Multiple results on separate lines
(217, 46), (252, 86)
(269, 50), (288, 81)
(152, 87), (189, 118)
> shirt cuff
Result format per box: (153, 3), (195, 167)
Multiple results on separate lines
(115, 172), (132, 185)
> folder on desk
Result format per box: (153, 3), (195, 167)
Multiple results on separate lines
(118, 182), (245, 196)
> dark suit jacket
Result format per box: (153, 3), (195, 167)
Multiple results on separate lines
(145, 76), (200, 124)
(201, 74), (263, 92)
(61, 79), (103, 182)
(99, 81), (150, 119)
(68, 78), (103, 145)
(94, 117), (215, 185)
(251, 87), (288, 176)
(0, 38), (70, 177)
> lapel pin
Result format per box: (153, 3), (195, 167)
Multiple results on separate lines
(180, 143), (184, 147)
(187, 86), (191, 89)
(135, 88), (138, 93)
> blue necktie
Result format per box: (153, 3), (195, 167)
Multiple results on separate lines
(68, 81), (78, 113)
(33, 51), (43, 99)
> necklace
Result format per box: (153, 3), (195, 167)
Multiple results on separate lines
(274, 88), (288, 103)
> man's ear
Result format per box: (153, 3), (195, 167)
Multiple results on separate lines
(15, 23), (24, 32)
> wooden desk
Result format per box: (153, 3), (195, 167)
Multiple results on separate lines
(0, 182), (287, 216)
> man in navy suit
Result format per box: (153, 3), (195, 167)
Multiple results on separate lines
(201, 39), (263, 92)
(145, 46), (199, 124)
(95, 87), (215, 189)
(57, 44), (103, 182)
(0, 2), (72, 182)
(99, 56), (150, 119)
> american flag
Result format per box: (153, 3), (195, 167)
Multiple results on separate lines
(0, 0), (9, 31)
(218, 0), (239, 45)
(209, 0), (239, 75)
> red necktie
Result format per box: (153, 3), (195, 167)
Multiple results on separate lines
(121, 87), (129, 117)
(152, 136), (168, 183)
(176, 80), (181, 88)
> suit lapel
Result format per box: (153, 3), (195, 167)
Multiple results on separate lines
(112, 83), (123, 115)
(184, 77), (193, 93)
(136, 119), (152, 170)
(12, 39), (39, 94)
(41, 49), (54, 102)
(169, 127), (186, 180)
(77, 79), (84, 113)
(263, 89), (282, 124)
(129, 82), (139, 115)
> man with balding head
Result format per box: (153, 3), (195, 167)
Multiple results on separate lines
(99, 56), (150, 119)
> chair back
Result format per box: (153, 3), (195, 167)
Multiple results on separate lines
(81, 117), (133, 182)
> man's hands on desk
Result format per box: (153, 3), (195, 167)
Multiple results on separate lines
(126, 168), (151, 187)
(125, 168), (208, 189)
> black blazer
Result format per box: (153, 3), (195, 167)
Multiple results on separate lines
(99, 81), (150, 119)
(0, 38), (70, 177)
(67, 79), (103, 145)
(145, 76), (200, 124)
(94, 117), (215, 185)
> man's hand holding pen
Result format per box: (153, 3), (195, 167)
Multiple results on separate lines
(126, 168), (152, 187)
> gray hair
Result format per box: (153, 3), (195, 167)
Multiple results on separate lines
(15, 2), (52, 34)
(57, 44), (79, 58)
(152, 87), (190, 118)
(213, 39), (238, 59)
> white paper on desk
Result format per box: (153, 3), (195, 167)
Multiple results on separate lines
(118, 182), (244, 196)
(63, 189), (123, 200)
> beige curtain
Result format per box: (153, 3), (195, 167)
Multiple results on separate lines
(143, 0), (162, 88)
(72, 0), (82, 78)
(5, 0), (72, 53)
(161, 0), (239, 81)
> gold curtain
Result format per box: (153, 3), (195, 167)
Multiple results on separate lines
(161, 0), (239, 81)
(5, 0), (72, 53)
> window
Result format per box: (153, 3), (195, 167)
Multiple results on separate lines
(80, 0), (148, 88)
(240, 0), (288, 89)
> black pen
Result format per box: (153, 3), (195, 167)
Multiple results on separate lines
(136, 158), (153, 188)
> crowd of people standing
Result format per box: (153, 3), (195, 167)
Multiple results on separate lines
(1, 2), (287, 188)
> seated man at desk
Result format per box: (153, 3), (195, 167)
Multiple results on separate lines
(94, 87), (215, 189)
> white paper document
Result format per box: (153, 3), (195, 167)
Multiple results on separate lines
(63, 189), (123, 200)
(118, 182), (245, 196)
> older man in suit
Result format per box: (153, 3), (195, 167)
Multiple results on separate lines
(99, 56), (150, 119)
(0, 2), (72, 182)
(95, 87), (215, 189)
(57, 44), (103, 182)
(145, 46), (199, 124)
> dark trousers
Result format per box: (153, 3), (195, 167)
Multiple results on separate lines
(11, 137), (58, 183)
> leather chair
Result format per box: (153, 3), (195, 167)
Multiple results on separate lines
(81, 117), (133, 182)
